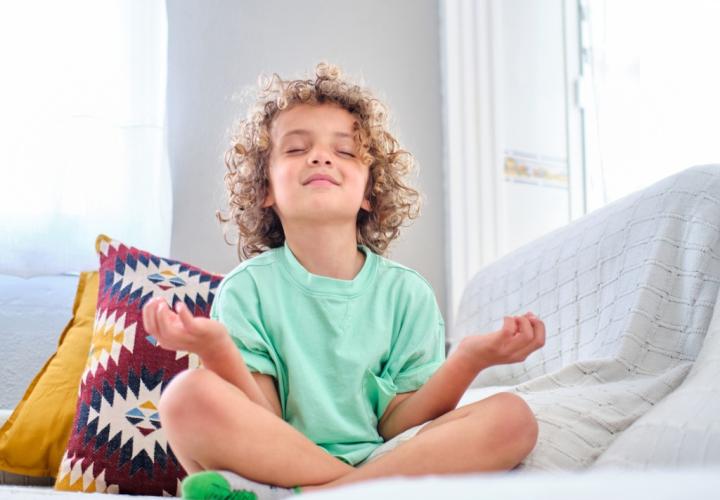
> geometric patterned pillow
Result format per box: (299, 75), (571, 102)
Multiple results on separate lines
(54, 234), (224, 496)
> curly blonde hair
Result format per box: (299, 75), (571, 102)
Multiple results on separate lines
(216, 62), (421, 260)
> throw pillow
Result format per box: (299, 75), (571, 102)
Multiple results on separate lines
(54, 234), (223, 496)
(0, 271), (98, 480)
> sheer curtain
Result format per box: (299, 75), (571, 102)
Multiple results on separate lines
(583, 0), (720, 211)
(0, 0), (172, 278)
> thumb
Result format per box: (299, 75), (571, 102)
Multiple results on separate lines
(502, 316), (516, 335)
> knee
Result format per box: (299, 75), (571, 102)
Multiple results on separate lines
(482, 392), (539, 454)
(158, 368), (220, 426)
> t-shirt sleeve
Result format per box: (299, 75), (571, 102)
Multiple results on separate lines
(383, 277), (446, 394)
(210, 275), (278, 378)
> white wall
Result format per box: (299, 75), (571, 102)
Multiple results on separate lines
(166, 0), (448, 320)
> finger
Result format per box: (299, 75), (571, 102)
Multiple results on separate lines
(147, 299), (166, 346)
(515, 323), (545, 359)
(501, 316), (517, 335)
(152, 299), (168, 336)
(175, 301), (197, 333)
(141, 298), (152, 332)
(528, 311), (539, 322)
(528, 316), (546, 348)
(141, 299), (151, 333)
(156, 300), (178, 344)
(143, 297), (161, 336)
(515, 315), (534, 343)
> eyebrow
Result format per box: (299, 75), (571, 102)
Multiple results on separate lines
(280, 129), (354, 140)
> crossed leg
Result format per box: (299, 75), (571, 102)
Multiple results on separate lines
(159, 368), (538, 492)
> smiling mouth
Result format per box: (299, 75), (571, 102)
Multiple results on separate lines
(305, 179), (338, 187)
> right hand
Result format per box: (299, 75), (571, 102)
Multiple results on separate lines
(142, 296), (229, 360)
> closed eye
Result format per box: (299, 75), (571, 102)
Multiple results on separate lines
(286, 149), (305, 154)
(339, 151), (356, 158)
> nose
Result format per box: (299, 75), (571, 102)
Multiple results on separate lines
(308, 147), (332, 166)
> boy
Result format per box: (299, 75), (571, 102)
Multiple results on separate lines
(142, 63), (545, 499)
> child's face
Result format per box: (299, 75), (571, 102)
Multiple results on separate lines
(263, 103), (371, 225)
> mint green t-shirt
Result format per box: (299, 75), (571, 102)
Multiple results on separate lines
(209, 242), (446, 466)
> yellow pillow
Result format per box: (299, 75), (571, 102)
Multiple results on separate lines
(0, 271), (98, 477)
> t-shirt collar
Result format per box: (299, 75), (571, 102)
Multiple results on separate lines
(281, 241), (377, 296)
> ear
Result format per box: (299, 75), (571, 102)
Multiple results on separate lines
(261, 186), (275, 208)
(361, 173), (373, 212)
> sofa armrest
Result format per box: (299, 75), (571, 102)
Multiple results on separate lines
(449, 164), (720, 389)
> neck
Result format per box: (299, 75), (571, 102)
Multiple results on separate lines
(282, 221), (365, 280)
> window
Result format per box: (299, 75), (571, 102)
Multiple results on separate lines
(0, 1), (172, 277)
(580, 0), (720, 211)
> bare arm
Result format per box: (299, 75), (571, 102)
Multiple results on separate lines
(143, 296), (281, 417)
(378, 346), (485, 440)
(379, 313), (545, 440)
(251, 372), (283, 418)
(198, 332), (282, 418)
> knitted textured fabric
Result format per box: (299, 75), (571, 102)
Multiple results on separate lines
(54, 234), (224, 495)
(449, 165), (720, 470)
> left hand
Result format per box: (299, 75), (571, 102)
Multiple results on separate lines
(457, 312), (546, 370)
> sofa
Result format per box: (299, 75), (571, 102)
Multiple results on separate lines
(2, 164), (719, 498)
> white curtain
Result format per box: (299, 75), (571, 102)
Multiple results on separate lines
(583, 0), (720, 211)
(0, 0), (172, 278)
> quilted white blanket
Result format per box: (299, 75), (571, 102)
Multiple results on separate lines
(448, 164), (720, 470)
